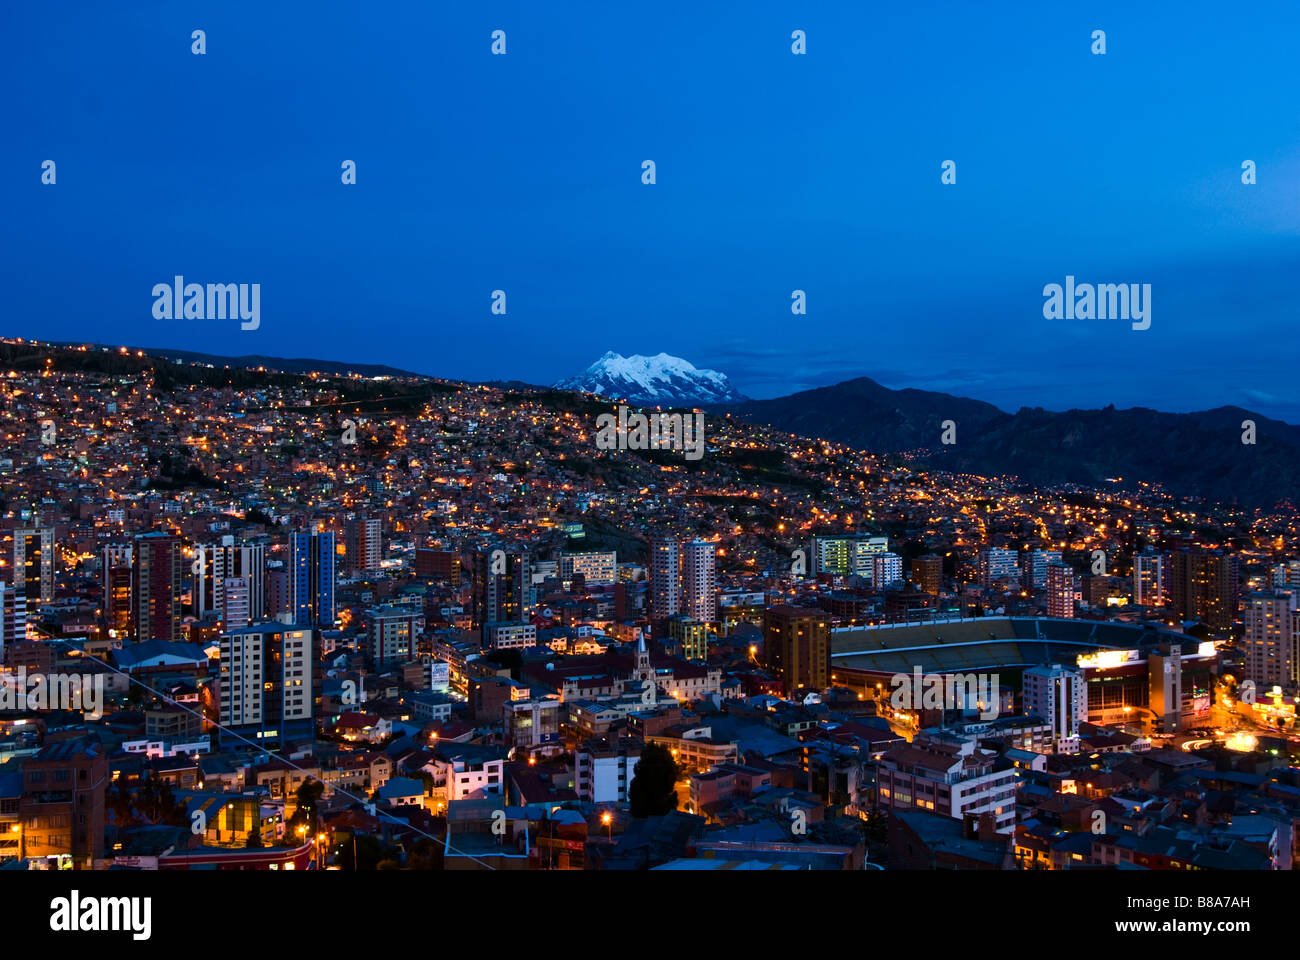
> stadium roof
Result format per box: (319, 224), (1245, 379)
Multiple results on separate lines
(830, 617), (1193, 674)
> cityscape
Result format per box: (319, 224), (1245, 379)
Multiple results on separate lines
(5, 0), (1291, 939)
(0, 335), (1296, 880)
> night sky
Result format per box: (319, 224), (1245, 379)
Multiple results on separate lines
(6, 0), (1299, 419)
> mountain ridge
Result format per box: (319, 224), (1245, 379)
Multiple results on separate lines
(554, 352), (747, 407)
(726, 379), (1300, 508)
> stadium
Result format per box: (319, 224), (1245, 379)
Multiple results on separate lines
(829, 616), (1218, 729)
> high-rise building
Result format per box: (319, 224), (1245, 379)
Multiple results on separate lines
(1022, 550), (1062, 590)
(266, 567), (289, 620)
(101, 544), (133, 637)
(365, 605), (425, 665)
(813, 534), (889, 580)
(132, 532), (182, 642)
(558, 551), (617, 587)
(763, 605), (830, 694)
(872, 552), (904, 590)
(979, 548), (1019, 589)
(217, 622), (314, 747)
(911, 554), (943, 596)
(1148, 645), (1187, 734)
(0, 580), (23, 655)
(680, 540), (717, 623)
(1242, 591), (1299, 690)
(221, 576), (250, 631)
(1169, 549), (1239, 634)
(1022, 664), (1085, 752)
(289, 528), (336, 628)
(476, 545), (528, 637)
(1133, 550), (1166, 606)
(1270, 561), (1300, 593)
(346, 517), (382, 576)
(195, 537), (266, 622)
(1045, 563), (1076, 619)
(12, 527), (54, 617)
(649, 538), (681, 621)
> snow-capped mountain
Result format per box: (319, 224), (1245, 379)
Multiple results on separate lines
(554, 352), (747, 406)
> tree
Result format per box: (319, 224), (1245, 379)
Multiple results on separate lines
(287, 779), (325, 837)
(246, 825), (263, 849)
(628, 743), (679, 818)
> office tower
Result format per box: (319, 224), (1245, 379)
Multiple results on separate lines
(872, 552), (904, 589)
(289, 528), (336, 628)
(1242, 591), (1299, 689)
(1022, 664), (1085, 752)
(221, 576), (250, 631)
(365, 605), (424, 666)
(132, 532), (182, 642)
(680, 540), (717, 623)
(812, 534), (889, 580)
(558, 551), (617, 587)
(1022, 549), (1062, 589)
(668, 615), (709, 661)
(979, 548), (1020, 588)
(1045, 563), (1076, 619)
(11, 527), (53, 630)
(195, 537), (266, 622)
(1147, 645), (1186, 734)
(503, 695), (562, 752)
(911, 554), (943, 596)
(1133, 550), (1166, 606)
(217, 622), (314, 747)
(475, 545), (528, 636)
(415, 548), (461, 584)
(18, 737), (108, 865)
(763, 605), (830, 694)
(649, 538), (681, 621)
(346, 516), (382, 576)
(1169, 549), (1239, 634)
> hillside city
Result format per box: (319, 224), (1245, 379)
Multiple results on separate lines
(1, 337), (1298, 872)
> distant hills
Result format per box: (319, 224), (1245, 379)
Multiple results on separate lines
(25, 337), (1300, 508)
(52, 342), (421, 380)
(727, 377), (1300, 508)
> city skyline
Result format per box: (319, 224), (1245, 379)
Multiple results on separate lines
(2, 0), (1298, 903)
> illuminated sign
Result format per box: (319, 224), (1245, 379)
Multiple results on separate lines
(1076, 649), (1139, 670)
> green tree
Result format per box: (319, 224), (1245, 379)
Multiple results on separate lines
(628, 742), (679, 818)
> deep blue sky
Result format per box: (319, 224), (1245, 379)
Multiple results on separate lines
(6, 1), (1299, 419)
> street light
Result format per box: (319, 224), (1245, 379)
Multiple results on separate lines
(601, 811), (612, 841)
